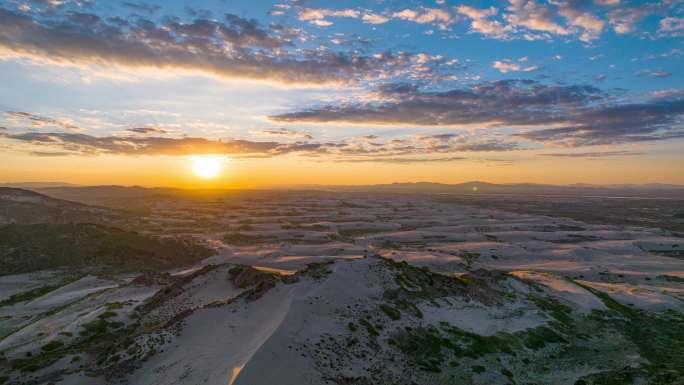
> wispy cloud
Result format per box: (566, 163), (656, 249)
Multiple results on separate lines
(331, 156), (466, 164)
(391, 8), (458, 30)
(121, 2), (161, 14)
(271, 80), (684, 147)
(255, 128), (313, 140)
(0, 119), (519, 159)
(298, 8), (360, 27)
(5, 111), (81, 131)
(492, 60), (540, 73)
(539, 150), (642, 158)
(0, 7), (423, 85)
(125, 127), (168, 135)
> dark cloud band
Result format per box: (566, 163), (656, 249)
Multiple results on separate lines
(0, 7), (415, 85)
(271, 80), (684, 146)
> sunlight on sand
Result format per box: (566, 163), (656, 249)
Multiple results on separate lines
(229, 364), (245, 385)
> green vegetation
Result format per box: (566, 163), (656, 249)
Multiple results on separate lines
(395, 324), (517, 373)
(299, 261), (333, 279)
(0, 284), (62, 307)
(528, 295), (574, 328)
(106, 302), (125, 310)
(337, 228), (384, 238)
(282, 223), (329, 231)
(41, 340), (64, 352)
(80, 318), (124, 337)
(222, 232), (267, 245)
(459, 251), (481, 267)
(471, 365), (485, 374)
(228, 265), (245, 279)
(659, 274), (684, 283)
(8, 315), (136, 376)
(98, 311), (118, 319)
(379, 304), (401, 321)
(523, 326), (567, 350)
(0, 223), (213, 275)
(577, 283), (684, 377)
(358, 318), (379, 337)
(647, 249), (684, 258)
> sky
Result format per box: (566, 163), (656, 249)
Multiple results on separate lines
(0, 0), (683, 188)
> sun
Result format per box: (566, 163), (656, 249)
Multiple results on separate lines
(190, 156), (223, 179)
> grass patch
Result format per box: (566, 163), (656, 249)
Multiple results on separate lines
(577, 281), (684, 376)
(359, 318), (379, 337)
(41, 340), (64, 352)
(0, 223), (213, 274)
(529, 295), (574, 328)
(337, 228), (385, 238)
(379, 304), (401, 321)
(0, 284), (62, 307)
(223, 232), (267, 245)
(659, 274), (684, 283)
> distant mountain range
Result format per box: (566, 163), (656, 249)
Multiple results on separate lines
(2, 181), (684, 204)
(297, 181), (684, 198)
(0, 181), (81, 188)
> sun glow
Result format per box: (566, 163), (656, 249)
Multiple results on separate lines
(190, 156), (223, 179)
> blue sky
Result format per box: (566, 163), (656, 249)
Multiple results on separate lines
(0, 0), (682, 185)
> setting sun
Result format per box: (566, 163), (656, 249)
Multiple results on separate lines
(191, 156), (223, 179)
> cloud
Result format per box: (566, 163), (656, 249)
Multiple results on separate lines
(121, 2), (161, 14)
(607, 6), (648, 33)
(0, 131), (285, 156)
(22, 0), (65, 9)
(271, 80), (684, 147)
(362, 13), (390, 25)
(515, 97), (684, 146)
(651, 89), (684, 99)
(457, 1), (609, 41)
(0, 7), (417, 85)
(605, 1), (677, 35)
(256, 128), (313, 140)
(637, 69), (672, 78)
(539, 150), (641, 158)
(492, 60), (540, 73)
(558, 4), (605, 42)
(456, 5), (509, 38)
(271, 80), (603, 127)
(5, 111), (81, 131)
(505, 0), (569, 36)
(30, 151), (77, 157)
(659, 16), (684, 36)
(298, 8), (360, 26)
(391, 8), (458, 30)
(332, 156), (465, 164)
(0, 117), (519, 159)
(125, 127), (168, 134)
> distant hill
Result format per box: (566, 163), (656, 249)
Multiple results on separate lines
(0, 182), (80, 189)
(0, 187), (120, 225)
(0, 188), (214, 274)
(0, 223), (213, 275)
(22, 182), (684, 212)
(32, 185), (254, 211)
(309, 181), (684, 199)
